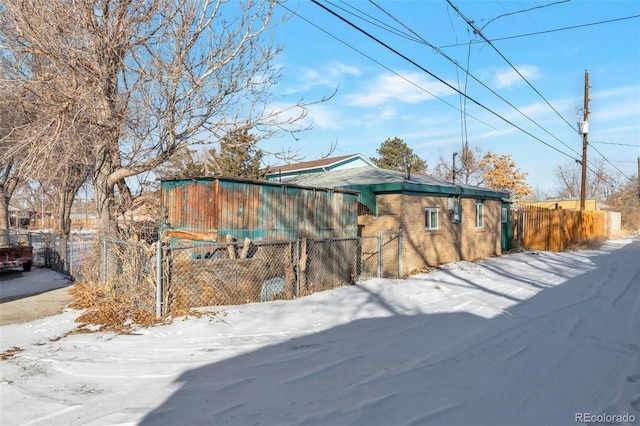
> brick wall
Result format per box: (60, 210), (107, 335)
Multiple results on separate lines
(358, 193), (502, 275)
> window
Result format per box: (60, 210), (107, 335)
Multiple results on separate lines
(475, 200), (484, 228)
(425, 207), (439, 230)
(501, 207), (508, 223)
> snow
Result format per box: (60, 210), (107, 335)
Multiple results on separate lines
(0, 268), (71, 302)
(1, 238), (639, 426)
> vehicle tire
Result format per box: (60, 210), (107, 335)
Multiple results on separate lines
(23, 261), (32, 272)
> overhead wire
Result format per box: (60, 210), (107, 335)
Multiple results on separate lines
(589, 143), (634, 181)
(479, 0), (571, 32)
(275, 1), (499, 132)
(439, 14), (640, 48)
(368, 0), (581, 157)
(593, 141), (640, 148)
(445, 0), (580, 136)
(281, 0), (635, 187)
(444, 4), (470, 149)
(308, 0), (580, 162)
(330, 0), (421, 43)
(446, 0), (635, 187)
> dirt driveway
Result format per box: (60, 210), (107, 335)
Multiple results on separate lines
(0, 285), (74, 326)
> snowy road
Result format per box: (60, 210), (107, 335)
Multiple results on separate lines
(1, 238), (639, 425)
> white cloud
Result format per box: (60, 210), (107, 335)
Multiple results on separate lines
(346, 72), (456, 107)
(290, 62), (363, 92)
(493, 65), (542, 89)
(307, 104), (344, 129)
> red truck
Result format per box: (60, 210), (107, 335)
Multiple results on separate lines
(0, 244), (33, 272)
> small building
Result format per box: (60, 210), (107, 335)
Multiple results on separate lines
(289, 167), (510, 275)
(266, 153), (377, 182)
(160, 176), (359, 241)
(159, 176), (361, 306)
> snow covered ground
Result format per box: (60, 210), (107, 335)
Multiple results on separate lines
(1, 237), (639, 426)
(0, 268), (71, 302)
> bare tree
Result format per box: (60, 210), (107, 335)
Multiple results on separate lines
(555, 159), (611, 201)
(432, 143), (486, 185)
(606, 175), (640, 231)
(155, 147), (210, 180)
(1, 0), (309, 236)
(0, 93), (32, 238)
(554, 162), (581, 199)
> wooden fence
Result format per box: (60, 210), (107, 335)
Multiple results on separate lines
(512, 206), (606, 252)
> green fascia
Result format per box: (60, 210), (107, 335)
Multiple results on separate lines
(340, 182), (509, 216)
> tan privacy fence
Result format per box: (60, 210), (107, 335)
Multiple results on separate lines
(513, 207), (606, 252)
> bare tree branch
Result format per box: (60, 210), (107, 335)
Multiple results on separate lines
(1, 0), (311, 236)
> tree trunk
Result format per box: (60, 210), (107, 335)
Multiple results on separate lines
(0, 191), (10, 230)
(0, 173), (18, 246)
(93, 160), (119, 238)
(0, 192), (10, 246)
(54, 178), (80, 271)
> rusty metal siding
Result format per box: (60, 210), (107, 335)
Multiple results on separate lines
(161, 179), (219, 233)
(161, 177), (358, 241)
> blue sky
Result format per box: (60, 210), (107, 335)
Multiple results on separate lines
(262, 0), (640, 196)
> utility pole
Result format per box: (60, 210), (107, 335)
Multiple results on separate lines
(579, 71), (589, 211)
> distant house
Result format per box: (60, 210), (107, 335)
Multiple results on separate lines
(289, 166), (511, 275)
(265, 153), (377, 182)
(526, 199), (601, 211)
(8, 208), (35, 228)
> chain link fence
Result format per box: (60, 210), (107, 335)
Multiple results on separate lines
(99, 238), (158, 316)
(95, 230), (404, 317)
(0, 230), (97, 278)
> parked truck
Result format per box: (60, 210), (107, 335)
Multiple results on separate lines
(0, 232), (33, 272)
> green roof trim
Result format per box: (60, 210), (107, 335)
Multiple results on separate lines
(336, 182), (507, 217)
(340, 185), (378, 216)
(366, 182), (507, 199)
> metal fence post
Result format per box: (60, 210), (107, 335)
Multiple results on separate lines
(398, 229), (403, 278)
(295, 239), (300, 297)
(377, 230), (383, 278)
(69, 235), (73, 277)
(156, 241), (163, 317)
(102, 239), (107, 283)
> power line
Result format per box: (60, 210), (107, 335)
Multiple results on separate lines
(589, 143), (634, 181)
(439, 14), (640, 48)
(283, 1), (633, 192)
(331, 0), (421, 43)
(275, 1), (499, 132)
(479, 0), (570, 32)
(446, 0), (579, 136)
(308, 0), (580, 162)
(367, 0), (581, 157)
(593, 141), (640, 148)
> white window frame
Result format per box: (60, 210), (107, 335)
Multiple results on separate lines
(475, 200), (485, 228)
(425, 207), (439, 230)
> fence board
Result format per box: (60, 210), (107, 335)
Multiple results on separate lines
(514, 207), (605, 252)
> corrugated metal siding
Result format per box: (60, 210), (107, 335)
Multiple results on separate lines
(161, 178), (358, 241)
(162, 180), (219, 232)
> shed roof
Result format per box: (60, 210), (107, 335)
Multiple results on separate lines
(288, 167), (509, 214)
(159, 175), (359, 195)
